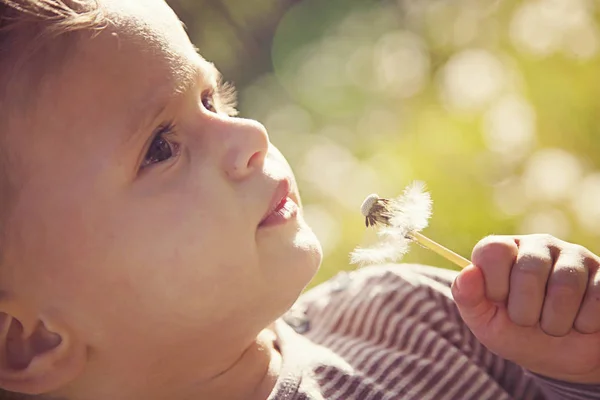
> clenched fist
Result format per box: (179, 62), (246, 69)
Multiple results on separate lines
(451, 234), (600, 384)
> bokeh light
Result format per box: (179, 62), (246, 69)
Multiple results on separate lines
(172, 0), (600, 285)
(483, 94), (536, 162)
(439, 49), (506, 111)
(572, 173), (600, 235)
(522, 149), (583, 203)
(510, 0), (599, 59)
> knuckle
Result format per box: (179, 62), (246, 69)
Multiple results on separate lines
(532, 233), (557, 245)
(513, 253), (552, 278)
(472, 236), (516, 266)
(569, 243), (589, 256)
(570, 244), (600, 268)
(563, 244), (596, 265)
(472, 236), (497, 256)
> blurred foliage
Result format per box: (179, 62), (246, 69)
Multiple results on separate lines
(168, 0), (600, 287)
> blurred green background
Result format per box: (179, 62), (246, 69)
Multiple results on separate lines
(168, 0), (600, 286)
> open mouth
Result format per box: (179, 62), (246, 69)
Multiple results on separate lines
(259, 179), (298, 228)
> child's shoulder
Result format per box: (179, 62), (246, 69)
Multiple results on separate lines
(284, 264), (463, 340)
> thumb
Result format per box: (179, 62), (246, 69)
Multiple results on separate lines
(451, 264), (497, 330)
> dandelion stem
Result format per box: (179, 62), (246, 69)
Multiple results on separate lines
(408, 232), (471, 269)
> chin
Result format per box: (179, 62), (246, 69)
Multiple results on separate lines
(261, 219), (322, 312)
(286, 221), (322, 297)
(294, 220), (323, 276)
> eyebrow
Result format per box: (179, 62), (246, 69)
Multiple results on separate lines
(173, 55), (220, 95)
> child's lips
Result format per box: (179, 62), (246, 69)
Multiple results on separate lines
(259, 178), (298, 228)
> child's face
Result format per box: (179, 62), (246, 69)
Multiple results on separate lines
(5, 0), (321, 386)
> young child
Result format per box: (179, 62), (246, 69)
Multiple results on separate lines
(0, 0), (599, 399)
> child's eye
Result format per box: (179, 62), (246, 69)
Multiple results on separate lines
(141, 123), (179, 169)
(201, 90), (217, 113)
(202, 80), (239, 117)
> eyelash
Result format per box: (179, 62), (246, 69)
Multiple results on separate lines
(140, 121), (179, 170)
(209, 78), (238, 117)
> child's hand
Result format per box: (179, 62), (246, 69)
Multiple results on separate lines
(451, 234), (600, 384)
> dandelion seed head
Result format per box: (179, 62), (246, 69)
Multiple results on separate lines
(361, 193), (380, 217)
(351, 181), (433, 265)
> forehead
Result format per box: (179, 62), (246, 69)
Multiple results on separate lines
(101, 0), (193, 63)
(94, 0), (203, 92)
(22, 0), (207, 139)
(4, 0), (218, 181)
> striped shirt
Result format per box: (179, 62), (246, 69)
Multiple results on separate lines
(269, 264), (600, 400)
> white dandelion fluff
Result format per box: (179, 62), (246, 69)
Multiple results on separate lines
(387, 181), (432, 235)
(351, 181), (471, 268)
(349, 236), (411, 266)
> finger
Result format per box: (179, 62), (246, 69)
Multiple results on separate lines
(452, 264), (497, 331)
(453, 265), (545, 365)
(471, 235), (518, 302)
(508, 236), (555, 327)
(575, 255), (600, 334)
(540, 249), (588, 336)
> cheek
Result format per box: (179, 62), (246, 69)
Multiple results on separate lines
(22, 190), (262, 336)
(50, 220), (264, 344)
(96, 209), (260, 310)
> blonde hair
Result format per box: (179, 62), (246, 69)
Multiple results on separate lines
(0, 1), (105, 399)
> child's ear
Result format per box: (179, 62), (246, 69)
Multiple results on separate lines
(0, 306), (86, 395)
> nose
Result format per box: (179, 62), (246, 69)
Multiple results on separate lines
(219, 117), (270, 180)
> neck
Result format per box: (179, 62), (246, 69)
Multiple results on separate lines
(62, 327), (282, 400)
(200, 327), (281, 400)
